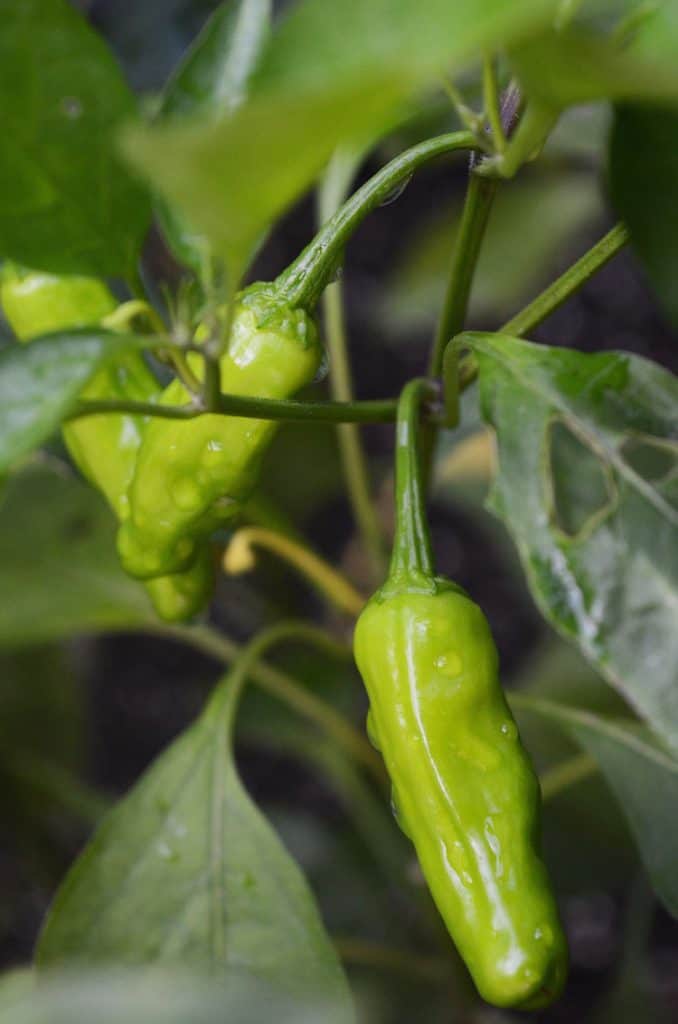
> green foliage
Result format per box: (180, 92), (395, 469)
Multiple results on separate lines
(0, 0), (150, 278)
(609, 104), (678, 325)
(0, 1), (677, 1019)
(515, 695), (678, 918)
(0, 333), (148, 475)
(472, 334), (678, 752)
(0, 464), (154, 646)
(36, 675), (354, 1023)
(156, 0), (272, 273)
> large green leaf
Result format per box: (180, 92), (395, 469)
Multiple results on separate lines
(36, 675), (353, 1022)
(513, 694), (678, 917)
(609, 104), (678, 325)
(0, 332), (145, 474)
(157, 0), (272, 272)
(0, 465), (154, 647)
(471, 334), (678, 750)
(0, 0), (150, 278)
(510, 5), (678, 109)
(124, 0), (560, 278)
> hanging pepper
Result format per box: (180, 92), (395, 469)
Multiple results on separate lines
(353, 379), (568, 1010)
(0, 265), (214, 622)
(117, 282), (321, 580)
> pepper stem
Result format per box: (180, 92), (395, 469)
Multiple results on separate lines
(388, 379), (437, 588)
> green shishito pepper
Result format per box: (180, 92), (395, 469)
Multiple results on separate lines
(117, 283), (321, 580)
(354, 380), (568, 1010)
(0, 266), (214, 623)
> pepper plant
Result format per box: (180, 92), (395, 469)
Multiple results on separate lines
(0, 0), (677, 1021)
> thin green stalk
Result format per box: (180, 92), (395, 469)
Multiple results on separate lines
(389, 379), (436, 585)
(458, 223), (630, 389)
(482, 55), (506, 153)
(277, 131), (478, 309)
(201, 354), (222, 412)
(67, 393), (399, 426)
(502, 223), (630, 337)
(335, 938), (450, 982)
(224, 620), (348, 721)
(158, 623), (386, 787)
(5, 751), (110, 825)
(538, 753), (597, 802)
(324, 280), (387, 583)
(429, 172), (498, 377)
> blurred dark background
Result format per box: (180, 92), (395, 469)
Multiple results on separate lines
(1, 3), (677, 1022)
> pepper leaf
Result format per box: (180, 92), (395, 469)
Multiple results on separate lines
(0, 969), (346, 1024)
(0, 464), (154, 647)
(512, 694), (678, 917)
(36, 676), (354, 1023)
(0, 0), (150, 279)
(157, 0), (272, 274)
(609, 104), (678, 327)
(0, 331), (147, 474)
(123, 0), (561, 280)
(509, 3), (678, 111)
(470, 333), (678, 751)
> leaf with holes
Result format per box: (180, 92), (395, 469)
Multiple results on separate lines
(0, 0), (150, 278)
(512, 694), (678, 917)
(469, 333), (678, 751)
(36, 674), (353, 1022)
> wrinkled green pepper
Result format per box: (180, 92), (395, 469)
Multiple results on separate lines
(117, 282), (321, 579)
(0, 265), (214, 622)
(353, 379), (568, 1010)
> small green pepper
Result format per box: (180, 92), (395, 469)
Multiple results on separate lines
(0, 265), (214, 622)
(353, 380), (568, 1010)
(117, 282), (321, 579)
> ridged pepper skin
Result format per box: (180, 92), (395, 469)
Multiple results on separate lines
(118, 283), (321, 580)
(353, 379), (567, 1010)
(354, 582), (567, 1009)
(0, 266), (214, 621)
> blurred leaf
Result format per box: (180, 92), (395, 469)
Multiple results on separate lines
(157, 0), (272, 272)
(0, 645), (83, 771)
(510, 6), (678, 110)
(124, 78), (405, 281)
(382, 170), (601, 334)
(253, 0), (559, 95)
(0, 971), (33, 1014)
(37, 676), (353, 1022)
(0, 969), (348, 1024)
(0, 464), (154, 647)
(0, 332), (148, 474)
(514, 694), (678, 917)
(472, 334), (678, 751)
(124, 0), (561, 277)
(609, 104), (678, 325)
(0, 0), (150, 278)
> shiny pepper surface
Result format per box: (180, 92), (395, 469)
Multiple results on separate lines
(0, 266), (214, 622)
(354, 380), (567, 1010)
(118, 283), (321, 579)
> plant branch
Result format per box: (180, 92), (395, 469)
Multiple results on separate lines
(224, 526), (366, 618)
(458, 222), (630, 389)
(67, 393), (399, 426)
(277, 131), (480, 309)
(429, 171), (498, 377)
(318, 152), (388, 584)
(539, 753), (598, 802)
(157, 623), (386, 788)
